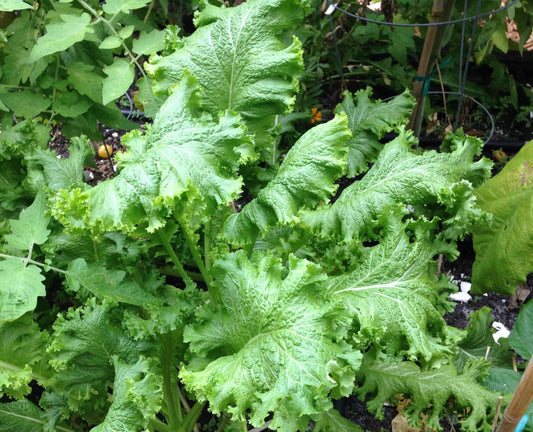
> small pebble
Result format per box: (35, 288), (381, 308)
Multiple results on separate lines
(450, 291), (472, 302)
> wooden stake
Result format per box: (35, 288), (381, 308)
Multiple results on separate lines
(492, 397), (504, 432)
(496, 355), (533, 432)
(407, 0), (456, 137)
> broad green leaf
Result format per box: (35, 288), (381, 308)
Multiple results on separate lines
(328, 213), (462, 361)
(99, 35), (121, 49)
(66, 258), (162, 306)
(132, 30), (165, 55)
(0, 314), (50, 398)
(53, 91), (93, 117)
(0, 89), (50, 117)
(52, 74), (253, 234)
(29, 13), (93, 62)
(102, 58), (134, 105)
(146, 0), (305, 148)
(91, 357), (162, 432)
(472, 139), (533, 295)
(118, 25), (134, 39)
(508, 299), (533, 358)
(222, 115), (351, 246)
(67, 62), (104, 104)
(335, 87), (415, 176)
(4, 191), (50, 251)
(181, 251), (362, 430)
(102, 0), (151, 14)
(48, 299), (154, 410)
(0, 0), (32, 11)
(304, 130), (492, 242)
(0, 400), (45, 432)
(0, 258), (45, 322)
(356, 356), (502, 432)
(455, 307), (512, 371)
(31, 136), (91, 192)
(313, 409), (363, 432)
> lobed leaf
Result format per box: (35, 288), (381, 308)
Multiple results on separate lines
(0, 0), (33, 11)
(181, 251), (362, 430)
(4, 191), (50, 251)
(0, 314), (50, 398)
(0, 258), (45, 322)
(335, 87), (415, 177)
(328, 212), (462, 361)
(51, 73), (253, 234)
(29, 14), (93, 62)
(356, 355), (501, 432)
(304, 129), (492, 243)
(222, 115), (351, 246)
(102, 58), (135, 106)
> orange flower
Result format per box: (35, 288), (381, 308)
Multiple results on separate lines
(310, 107), (322, 124)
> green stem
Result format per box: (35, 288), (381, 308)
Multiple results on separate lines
(76, 0), (148, 80)
(179, 402), (205, 432)
(203, 221), (212, 272)
(143, 0), (155, 24)
(149, 418), (173, 432)
(156, 232), (193, 285)
(161, 332), (182, 429)
(49, 53), (60, 123)
(0, 253), (67, 275)
(177, 218), (218, 304)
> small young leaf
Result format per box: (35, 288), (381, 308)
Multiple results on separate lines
(118, 25), (135, 39)
(132, 30), (165, 55)
(99, 35), (122, 50)
(29, 13), (93, 62)
(4, 191), (51, 251)
(102, 0), (151, 14)
(66, 258), (162, 306)
(0, 0), (33, 11)
(0, 258), (46, 322)
(102, 58), (135, 105)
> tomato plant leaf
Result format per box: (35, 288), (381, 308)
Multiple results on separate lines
(0, 258), (45, 322)
(29, 13), (93, 62)
(0, 0), (32, 11)
(132, 30), (165, 55)
(102, 0), (152, 14)
(4, 191), (50, 251)
(102, 58), (135, 106)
